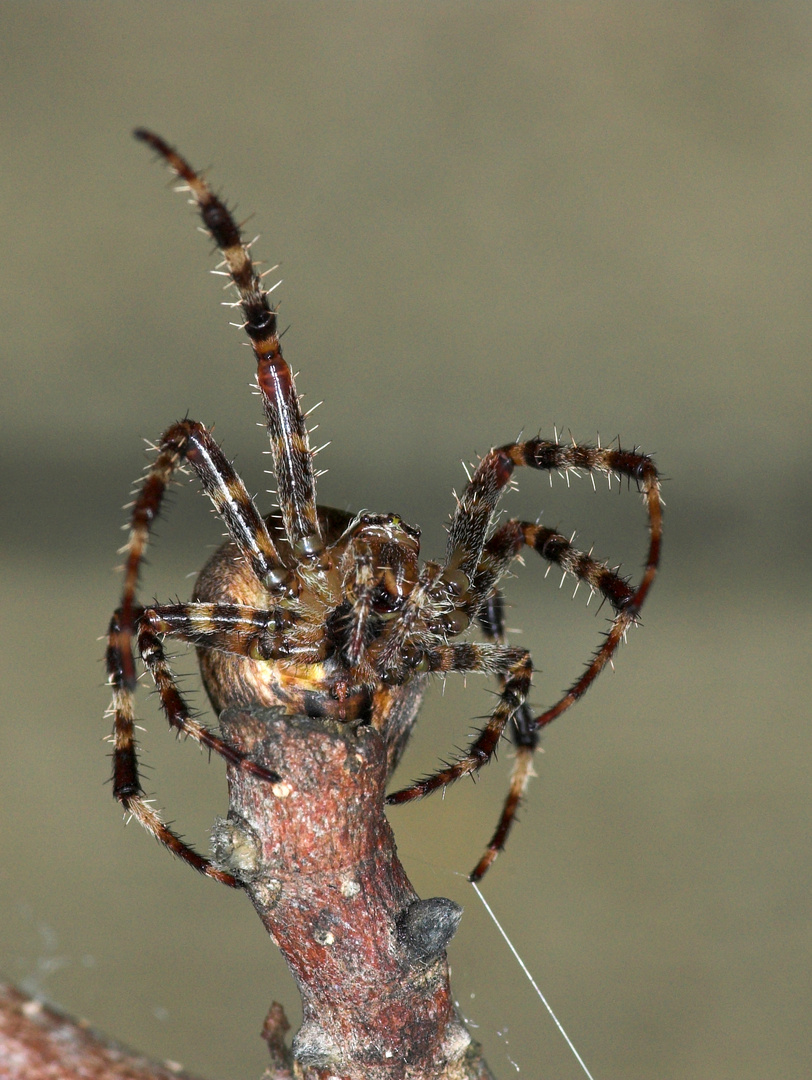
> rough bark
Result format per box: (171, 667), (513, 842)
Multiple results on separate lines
(0, 981), (211, 1080)
(214, 705), (495, 1080)
(0, 706), (495, 1080)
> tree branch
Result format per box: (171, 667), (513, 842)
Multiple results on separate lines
(214, 705), (495, 1080)
(0, 981), (214, 1080)
(1, 705), (496, 1079)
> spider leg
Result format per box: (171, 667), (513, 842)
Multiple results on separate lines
(467, 521), (640, 880)
(136, 617), (281, 785)
(469, 588), (540, 883)
(413, 438), (660, 879)
(135, 129), (322, 557)
(386, 642), (533, 803)
(377, 562), (445, 671)
(145, 602), (323, 665)
(445, 438), (661, 608)
(342, 544), (378, 667)
(106, 608), (238, 885)
(108, 419), (283, 883)
(446, 440), (661, 732)
(119, 418), (281, 632)
(474, 519), (636, 614)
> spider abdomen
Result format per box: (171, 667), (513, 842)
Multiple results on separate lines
(192, 505), (431, 770)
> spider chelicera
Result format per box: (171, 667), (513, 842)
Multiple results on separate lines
(106, 130), (662, 887)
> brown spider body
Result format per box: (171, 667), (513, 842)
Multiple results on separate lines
(106, 130), (662, 887)
(190, 504), (432, 770)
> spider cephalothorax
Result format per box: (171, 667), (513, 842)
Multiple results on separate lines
(106, 131), (662, 886)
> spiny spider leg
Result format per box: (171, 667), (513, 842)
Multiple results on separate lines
(343, 545), (378, 667)
(145, 602), (276, 656)
(137, 620), (281, 785)
(107, 607), (238, 886)
(463, 521), (639, 880)
(143, 603), (323, 665)
(387, 642), (533, 803)
(446, 439), (661, 589)
(389, 439), (661, 878)
(107, 419), (283, 884)
(378, 562), (446, 669)
(474, 519), (637, 613)
(134, 129), (322, 560)
(473, 589), (539, 883)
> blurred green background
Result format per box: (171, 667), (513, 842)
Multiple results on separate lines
(1, 5), (810, 1079)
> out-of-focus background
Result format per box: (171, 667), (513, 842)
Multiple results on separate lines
(1, 5), (810, 1079)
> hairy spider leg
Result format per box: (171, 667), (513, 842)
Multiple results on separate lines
(446, 439), (661, 588)
(107, 419), (283, 884)
(377, 562), (447, 671)
(342, 544), (379, 667)
(473, 588), (540, 881)
(467, 520), (642, 880)
(142, 602), (323, 666)
(144, 603), (278, 657)
(134, 129), (322, 562)
(388, 438), (662, 879)
(386, 640), (533, 797)
(136, 620), (283, 783)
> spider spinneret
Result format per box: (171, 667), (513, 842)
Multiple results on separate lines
(106, 130), (662, 887)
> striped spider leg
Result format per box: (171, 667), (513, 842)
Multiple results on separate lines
(107, 419), (288, 885)
(107, 132), (433, 882)
(107, 130), (661, 887)
(387, 439), (662, 880)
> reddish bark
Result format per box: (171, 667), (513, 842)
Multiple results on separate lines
(0, 706), (495, 1079)
(214, 705), (494, 1080)
(0, 981), (212, 1080)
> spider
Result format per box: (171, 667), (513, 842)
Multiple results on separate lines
(106, 130), (662, 888)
